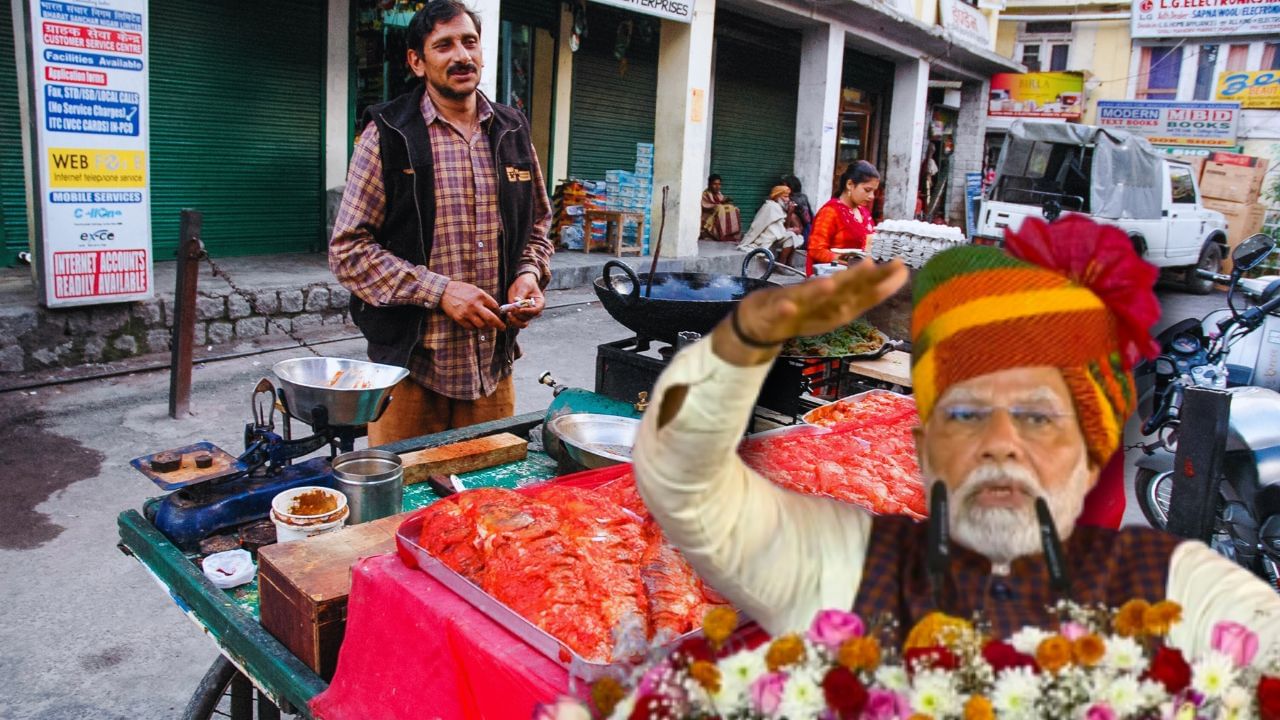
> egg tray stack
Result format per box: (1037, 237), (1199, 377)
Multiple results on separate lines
(868, 220), (968, 269)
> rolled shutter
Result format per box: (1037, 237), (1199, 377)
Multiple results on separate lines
(1, 8), (26, 265)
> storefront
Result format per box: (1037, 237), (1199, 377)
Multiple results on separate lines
(834, 48), (894, 208)
(1, 6), (27, 266)
(921, 94), (960, 222)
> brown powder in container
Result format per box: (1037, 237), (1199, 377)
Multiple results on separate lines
(289, 489), (338, 516)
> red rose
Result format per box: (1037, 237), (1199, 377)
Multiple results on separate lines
(982, 640), (1038, 673)
(822, 667), (868, 719)
(673, 636), (715, 666)
(1259, 675), (1280, 720)
(904, 646), (959, 674)
(1144, 646), (1192, 694)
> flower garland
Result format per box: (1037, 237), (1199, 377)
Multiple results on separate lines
(539, 601), (1280, 720)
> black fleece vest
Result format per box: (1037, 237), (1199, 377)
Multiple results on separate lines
(348, 85), (537, 371)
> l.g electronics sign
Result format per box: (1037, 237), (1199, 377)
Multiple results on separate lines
(588, 0), (694, 23)
(1131, 0), (1280, 38)
(1097, 100), (1240, 147)
(26, 0), (151, 308)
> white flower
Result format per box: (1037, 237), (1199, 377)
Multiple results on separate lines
(910, 669), (963, 718)
(778, 668), (827, 719)
(1010, 627), (1052, 655)
(1220, 684), (1251, 710)
(606, 694), (636, 720)
(714, 649), (767, 712)
(1095, 674), (1146, 717)
(1102, 635), (1148, 672)
(875, 664), (910, 692)
(1192, 652), (1238, 701)
(1140, 679), (1171, 707)
(991, 667), (1042, 720)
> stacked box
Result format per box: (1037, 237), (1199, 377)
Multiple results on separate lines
(1197, 152), (1271, 272)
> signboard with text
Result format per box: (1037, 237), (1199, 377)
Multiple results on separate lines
(1097, 100), (1239, 147)
(27, 0), (151, 307)
(940, 0), (991, 50)
(988, 72), (1084, 119)
(587, 0), (694, 23)
(1216, 70), (1280, 109)
(1131, 0), (1280, 38)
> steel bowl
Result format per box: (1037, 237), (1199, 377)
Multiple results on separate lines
(273, 357), (409, 427)
(545, 413), (640, 470)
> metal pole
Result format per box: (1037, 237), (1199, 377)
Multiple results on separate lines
(168, 210), (204, 419)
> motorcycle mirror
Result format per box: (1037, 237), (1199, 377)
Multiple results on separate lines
(1231, 233), (1275, 273)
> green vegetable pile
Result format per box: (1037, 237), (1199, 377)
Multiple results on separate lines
(781, 318), (885, 357)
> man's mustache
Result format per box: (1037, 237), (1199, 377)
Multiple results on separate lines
(448, 63), (477, 76)
(953, 463), (1042, 507)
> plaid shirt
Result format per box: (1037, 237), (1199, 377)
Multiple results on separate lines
(330, 93), (554, 400)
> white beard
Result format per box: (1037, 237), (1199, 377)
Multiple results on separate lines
(923, 456), (1091, 564)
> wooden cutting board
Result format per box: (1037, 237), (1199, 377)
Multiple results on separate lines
(398, 432), (527, 486)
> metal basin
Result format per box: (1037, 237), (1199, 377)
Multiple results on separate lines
(593, 251), (779, 345)
(273, 357), (409, 427)
(545, 413), (640, 470)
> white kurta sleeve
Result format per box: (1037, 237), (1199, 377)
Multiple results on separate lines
(1165, 540), (1280, 663)
(631, 337), (872, 635)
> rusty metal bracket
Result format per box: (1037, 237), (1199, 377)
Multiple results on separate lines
(169, 210), (206, 419)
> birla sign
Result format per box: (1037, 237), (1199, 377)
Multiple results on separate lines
(1132, 0), (1280, 37)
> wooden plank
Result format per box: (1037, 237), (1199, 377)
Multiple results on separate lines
(399, 433), (528, 486)
(846, 350), (913, 388)
(377, 411), (542, 455)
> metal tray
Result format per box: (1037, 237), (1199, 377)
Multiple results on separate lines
(800, 387), (917, 428)
(780, 327), (896, 361)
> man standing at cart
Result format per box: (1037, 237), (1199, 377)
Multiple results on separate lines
(632, 216), (1280, 659)
(330, 0), (554, 445)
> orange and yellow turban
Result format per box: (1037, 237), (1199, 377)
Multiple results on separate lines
(910, 216), (1161, 467)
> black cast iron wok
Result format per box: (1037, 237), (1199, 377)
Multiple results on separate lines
(593, 248), (781, 346)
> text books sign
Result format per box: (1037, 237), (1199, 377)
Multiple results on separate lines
(1097, 100), (1239, 147)
(28, 0), (151, 307)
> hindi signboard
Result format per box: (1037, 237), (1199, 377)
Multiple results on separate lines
(1131, 0), (1280, 39)
(27, 0), (151, 307)
(940, 0), (991, 50)
(988, 72), (1085, 119)
(587, 0), (694, 23)
(1216, 70), (1280, 109)
(1097, 100), (1240, 147)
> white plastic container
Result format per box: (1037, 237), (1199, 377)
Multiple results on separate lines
(270, 486), (349, 543)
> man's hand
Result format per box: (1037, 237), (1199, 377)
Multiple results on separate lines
(504, 272), (545, 330)
(441, 280), (505, 331)
(713, 258), (908, 367)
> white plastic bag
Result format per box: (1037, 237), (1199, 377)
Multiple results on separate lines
(201, 549), (256, 589)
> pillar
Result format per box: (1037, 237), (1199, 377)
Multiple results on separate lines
(653, 4), (716, 258)
(324, 0), (351, 189)
(947, 79), (989, 229)
(793, 24), (844, 208)
(474, 0), (500, 99)
(884, 58), (929, 220)
(550, 5), (575, 186)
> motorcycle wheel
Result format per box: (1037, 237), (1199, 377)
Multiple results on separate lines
(1134, 468), (1173, 530)
(1184, 243), (1222, 295)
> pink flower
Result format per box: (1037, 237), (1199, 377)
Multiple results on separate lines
(1085, 703), (1117, 720)
(1061, 622), (1088, 641)
(807, 609), (865, 652)
(1211, 621), (1259, 668)
(636, 660), (673, 697)
(862, 689), (910, 720)
(749, 671), (787, 715)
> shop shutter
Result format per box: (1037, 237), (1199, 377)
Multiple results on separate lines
(0, 7), (27, 265)
(709, 32), (800, 209)
(567, 6), (658, 182)
(500, 0), (560, 30)
(148, 0), (325, 259)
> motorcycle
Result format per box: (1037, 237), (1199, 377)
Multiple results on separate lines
(1133, 233), (1280, 590)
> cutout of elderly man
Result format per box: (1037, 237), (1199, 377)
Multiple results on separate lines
(633, 216), (1280, 657)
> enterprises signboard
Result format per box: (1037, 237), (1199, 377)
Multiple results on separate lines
(588, 0), (694, 23)
(1131, 0), (1280, 39)
(1097, 100), (1240, 147)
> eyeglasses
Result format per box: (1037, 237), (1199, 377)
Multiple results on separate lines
(935, 402), (1076, 441)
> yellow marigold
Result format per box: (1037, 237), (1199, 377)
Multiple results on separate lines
(1143, 600), (1183, 636)
(1071, 634), (1106, 667)
(702, 606), (738, 650)
(904, 611), (973, 651)
(591, 676), (626, 717)
(765, 633), (806, 672)
(689, 660), (721, 695)
(1114, 599), (1151, 638)
(908, 714), (934, 720)
(964, 695), (995, 720)
(1035, 635), (1072, 673)
(837, 636), (882, 671)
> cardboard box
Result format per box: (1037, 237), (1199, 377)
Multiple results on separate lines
(1203, 197), (1268, 272)
(1208, 151), (1264, 167)
(1200, 161), (1268, 203)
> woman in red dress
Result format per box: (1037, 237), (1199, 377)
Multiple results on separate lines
(806, 161), (880, 276)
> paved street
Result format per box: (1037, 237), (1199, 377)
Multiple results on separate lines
(0, 281), (1229, 718)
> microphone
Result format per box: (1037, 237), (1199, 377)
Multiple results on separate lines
(926, 482), (950, 612)
(1035, 497), (1073, 600)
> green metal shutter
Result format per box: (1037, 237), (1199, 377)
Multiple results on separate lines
(709, 31), (800, 209)
(567, 6), (657, 181)
(148, 0), (325, 259)
(0, 7), (27, 265)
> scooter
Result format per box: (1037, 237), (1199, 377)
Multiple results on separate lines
(1133, 233), (1280, 590)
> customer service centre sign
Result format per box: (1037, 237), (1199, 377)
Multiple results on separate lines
(27, 0), (152, 308)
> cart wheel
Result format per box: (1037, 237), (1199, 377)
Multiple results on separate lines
(183, 656), (289, 720)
